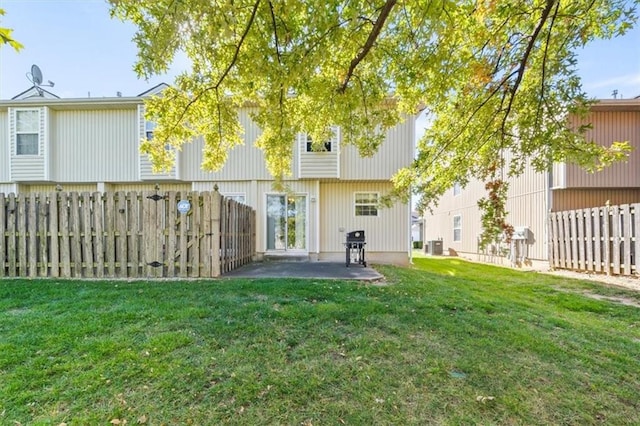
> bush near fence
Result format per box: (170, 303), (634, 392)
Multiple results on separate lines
(548, 203), (639, 276)
(0, 189), (255, 279)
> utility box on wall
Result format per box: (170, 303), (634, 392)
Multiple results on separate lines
(424, 240), (443, 255)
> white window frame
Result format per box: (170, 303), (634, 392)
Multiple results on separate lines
(15, 108), (40, 156)
(354, 192), (379, 217)
(453, 215), (462, 242)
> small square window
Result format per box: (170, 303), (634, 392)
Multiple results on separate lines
(305, 135), (332, 152)
(355, 192), (378, 216)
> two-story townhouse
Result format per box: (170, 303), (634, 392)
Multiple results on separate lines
(1, 85), (416, 265)
(423, 98), (640, 266)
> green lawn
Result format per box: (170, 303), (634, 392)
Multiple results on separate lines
(1, 258), (639, 425)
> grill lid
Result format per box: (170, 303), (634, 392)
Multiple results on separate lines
(346, 230), (365, 242)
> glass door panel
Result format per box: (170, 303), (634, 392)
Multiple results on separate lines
(267, 194), (306, 251)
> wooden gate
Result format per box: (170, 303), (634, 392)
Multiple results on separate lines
(0, 189), (256, 278)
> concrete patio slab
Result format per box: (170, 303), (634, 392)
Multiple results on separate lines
(222, 261), (383, 281)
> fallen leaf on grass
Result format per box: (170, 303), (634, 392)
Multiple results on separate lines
(110, 419), (127, 425)
(476, 395), (495, 403)
(137, 414), (148, 424)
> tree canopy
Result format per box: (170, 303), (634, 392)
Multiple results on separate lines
(110, 0), (636, 240)
(0, 8), (23, 51)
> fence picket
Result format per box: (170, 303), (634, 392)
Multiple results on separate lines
(0, 193), (5, 277)
(59, 193), (71, 277)
(128, 192), (140, 278)
(38, 194), (49, 277)
(94, 193), (105, 278)
(584, 208), (593, 272)
(632, 203), (640, 275)
(81, 192), (94, 278)
(622, 204), (631, 275)
(49, 193), (60, 277)
(70, 193), (82, 277)
(7, 194), (17, 277)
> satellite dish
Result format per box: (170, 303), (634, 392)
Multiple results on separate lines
(30, 64), (43, 85)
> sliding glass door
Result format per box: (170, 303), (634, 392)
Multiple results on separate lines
(266, 194), (307, 251)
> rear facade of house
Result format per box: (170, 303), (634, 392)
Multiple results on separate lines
(0, 87), (415, 265)
(423, 98), (640, 266)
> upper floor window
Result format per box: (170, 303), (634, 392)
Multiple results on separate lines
(453, 215), (462, 242)
(16, 109), (40, 155)
(355, 192), (379, 217)
(305, 135), (332, 152)
(145, 121), (156, 141)
(453, 182), (462, 196)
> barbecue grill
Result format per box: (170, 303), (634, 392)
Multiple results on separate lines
(344, 230), (366, 267)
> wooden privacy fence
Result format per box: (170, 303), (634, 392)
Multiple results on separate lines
(0, 190), (255, 279)
(548, 203), (639, 276)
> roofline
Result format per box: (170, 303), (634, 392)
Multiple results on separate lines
(590, 98), (640, 111)
(11, 85), (60, 100)
(0, 96), (142, 110)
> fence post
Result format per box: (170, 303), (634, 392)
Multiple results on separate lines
(212, 186), (221, 277)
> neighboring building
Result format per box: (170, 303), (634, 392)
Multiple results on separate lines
(423, 98), (640, 266)
(411, 211), (424, 246)
(0, 85), (416, 265)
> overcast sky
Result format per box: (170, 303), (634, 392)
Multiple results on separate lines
(0, 0), (639, 100)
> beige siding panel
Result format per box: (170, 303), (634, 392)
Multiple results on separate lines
(24, 184), (97, 193)
(52, 109), (139, 182)
(552, 188), (640, 212)
(110, 183), (191, 193)
(319, 181), (409, 254)
(0, 112), (7, 181)
(565, 110), (640, 188)
(181, 109), (274, 181)
(340, 116), (414, 180)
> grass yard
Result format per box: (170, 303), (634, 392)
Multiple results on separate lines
(1, 258), (639, 425)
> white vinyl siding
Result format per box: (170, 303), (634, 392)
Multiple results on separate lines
(0, 111), (8, 181)
(354, 192), (379, 217)
(453, 215), (462, 242)
(298, 127), (340, 179)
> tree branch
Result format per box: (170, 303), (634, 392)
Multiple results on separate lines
(500, 0), (557, 136)
(339, 0), (397, 93)
(268, 0), (282, 64)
